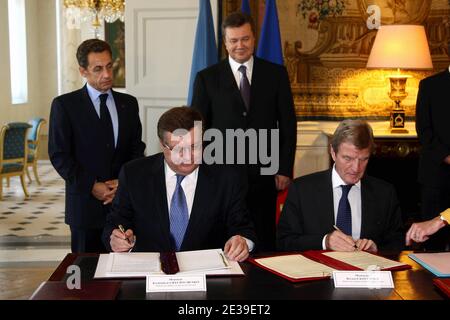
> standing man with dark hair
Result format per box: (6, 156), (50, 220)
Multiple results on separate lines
(191, 12), (297, 251)
(278, 120), (404, 252)
(415, 43), (450, 250)
(49, 39), (146, 253)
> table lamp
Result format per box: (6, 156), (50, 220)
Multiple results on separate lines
(366, 25), (433, 133)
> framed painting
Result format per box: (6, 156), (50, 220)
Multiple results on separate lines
(223, 0), (450, 120)
(105, 20), (125, 88)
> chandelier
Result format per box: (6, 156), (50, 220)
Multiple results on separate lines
(63, 0), (125, 31)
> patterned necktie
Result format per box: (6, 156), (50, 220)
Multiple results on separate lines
(238, 65), (251, 110)
(99, 93), (115, 150)
(336, 184), (353, 236)
(169, 174), (189, 251)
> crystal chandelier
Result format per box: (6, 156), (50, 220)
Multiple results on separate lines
(63, 0), (125, 33)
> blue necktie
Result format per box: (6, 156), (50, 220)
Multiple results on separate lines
(238, 65), (251, 110)
(336, 184), (353, 236)
(169, 174), (189, 251)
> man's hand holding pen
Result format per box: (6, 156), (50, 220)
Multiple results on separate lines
(326, 226), (378, 253)
(110, 225), (136, 252)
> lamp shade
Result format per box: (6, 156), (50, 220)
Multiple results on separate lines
(366, 25), (433, 70)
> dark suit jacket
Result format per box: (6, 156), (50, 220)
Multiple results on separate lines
(102, 153), (257, 252)
(416, 69), (450, 188)
(191, 57), (296, 177)
(277, 169), (404, 251)
(49, 85), (146, 228)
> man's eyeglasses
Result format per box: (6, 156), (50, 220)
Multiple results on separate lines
(162, 142), (202, 154)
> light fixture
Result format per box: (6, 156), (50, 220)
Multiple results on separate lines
(366, 25), (433, 133)
(63, 0), (125, 37)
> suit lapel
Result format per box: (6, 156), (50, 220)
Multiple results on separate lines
(181, 165), (213, 249)
(111, 90), (124, 149)
(151, 156), (172, 247)
(80, 85), (102, 124)
(220, 59), (248, 113)
(250, 57), (263, 113)
(444, 69), (450, 83)
(317, 170), (335, 228)
(360, 176), (376, 238)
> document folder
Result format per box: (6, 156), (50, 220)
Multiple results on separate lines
(94, 248), (244, 278)
(30, 280), (121, 300)
(304, 250), (411, 272)
(408, 252), (450, 277)
(433, 278), (450, 298)
(249, 250), (410, 283)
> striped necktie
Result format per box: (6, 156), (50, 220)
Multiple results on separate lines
(238, 65), (251, 110)
(169, 174), (189, 251)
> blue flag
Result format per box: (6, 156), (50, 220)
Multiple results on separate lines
(241, 0), (251, 14)
(187, 0), (218, 105)
(256, 0), (283, 65)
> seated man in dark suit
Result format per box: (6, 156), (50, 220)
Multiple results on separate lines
(103, 107), (256, 262)
(277, 120), (404, 253)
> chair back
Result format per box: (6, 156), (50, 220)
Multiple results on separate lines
(0, 122), (31, 173)
(28, 118), (46, 151)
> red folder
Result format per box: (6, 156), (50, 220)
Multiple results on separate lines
(30, 280), (121, 300)
(249, 250), (411, 283)
(433, 278), (450, 298)
(303, 250), (412, 272)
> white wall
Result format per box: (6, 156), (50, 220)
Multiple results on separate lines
(125, 0), (218, 155)
(0, 0), (58, 158)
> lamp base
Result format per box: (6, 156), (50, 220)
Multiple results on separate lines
(390, 108), (408, 133)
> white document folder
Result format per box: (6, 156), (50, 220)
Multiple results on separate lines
(94, 248), (244, 278)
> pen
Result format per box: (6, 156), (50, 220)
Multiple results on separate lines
(219, 252), (229, 267)
(118, 224), (131, 245)
(333, 225), (358, 249)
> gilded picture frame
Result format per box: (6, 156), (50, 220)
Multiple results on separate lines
(105, 20), (126, 88)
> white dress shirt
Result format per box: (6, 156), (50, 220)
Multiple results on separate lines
(228, 55), (254, 87)
(164, 162), (254, 251)
(86, 82), (119, 147)
(164, 162), (198, 217)
(322, 165), (362, 249)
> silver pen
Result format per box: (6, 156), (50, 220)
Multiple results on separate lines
(219, 252), (229, 267)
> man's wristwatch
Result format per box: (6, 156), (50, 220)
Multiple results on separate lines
(439, 209), (450, 225)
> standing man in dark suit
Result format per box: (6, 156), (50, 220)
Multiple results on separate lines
(191, 12), (297, 251)
(104, 107), (256, 262)
(415, 49), (450, 249)
(277, 120), (404, 252)
(49, 39), (146, 253)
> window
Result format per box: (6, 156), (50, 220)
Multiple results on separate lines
(8, 0), (28, 104)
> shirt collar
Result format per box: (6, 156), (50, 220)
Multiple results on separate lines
(164, 160), (199, 182)
(86, 82), (112, 102)
(228, 55), (254, 75)
(331, 164), (361, 189)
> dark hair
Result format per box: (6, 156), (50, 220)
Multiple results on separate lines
(157, 107), (203, 142)
(331, 119), (374, 153)
(76, 39), (112, 69)
(221, 12), (255, 37)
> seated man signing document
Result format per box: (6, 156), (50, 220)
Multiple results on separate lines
(102, 107), (256, 262)
(277, 120), (404, 253)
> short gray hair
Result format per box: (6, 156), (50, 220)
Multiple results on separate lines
(330, 119), (374, 153)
